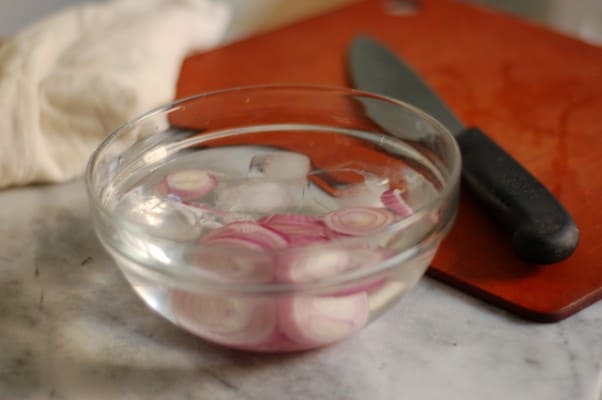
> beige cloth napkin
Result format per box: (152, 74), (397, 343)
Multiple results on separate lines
(0, 0), (229, 189)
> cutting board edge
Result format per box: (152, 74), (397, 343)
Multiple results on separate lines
(427, 267), (602, 322)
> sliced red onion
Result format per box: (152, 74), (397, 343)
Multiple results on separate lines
(380, 188), (413, 217)
(214, 181), (297, 214)
(328, 247), (393, 296)
(221, 212), (255, 224)
(259, 214), (330, 244)
(279, 292), (369, 347)
(159, 169), (216, 200)
(170, 292), (278, 349)
(202, 236), (268, 251)
(194, 220), (294, 284)
(322, 207), (396, 236)
(324, 228), (351, 241)
(277, 243), (391, 290)
(260, 213), (322, 230)
(286, 236), (330, 247)
(196, 237), (275, 283)
(203, 221), (290, 249)
(276, 247), (352, 283)
(196, 222), (288, 283)
(249, 152), (310, 180)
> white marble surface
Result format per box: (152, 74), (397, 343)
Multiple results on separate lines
(0, 1), (601, 399)
(1, 180), (601, 400)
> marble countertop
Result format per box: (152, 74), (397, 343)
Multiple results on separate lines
(1, 1), (601, 399)
(1, 181), (601, 400)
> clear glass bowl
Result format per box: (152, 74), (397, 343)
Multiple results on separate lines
(86, 85), (461, 352)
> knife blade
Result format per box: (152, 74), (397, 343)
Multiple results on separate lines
(348, 35), (579, 265)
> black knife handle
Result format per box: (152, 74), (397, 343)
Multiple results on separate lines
(456, 127), (579, 265)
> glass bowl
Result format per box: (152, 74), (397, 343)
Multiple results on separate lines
(86, 85), (461, 352)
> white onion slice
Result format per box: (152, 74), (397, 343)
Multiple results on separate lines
(159, 169), (216, 200)
(279, 293), (369, 347)
(249, 152), (311, 180)
(171, 292), (278, 349)
(322, 207), (396, 236)
(380, 188), (413, 217)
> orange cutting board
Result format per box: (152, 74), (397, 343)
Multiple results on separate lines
(176, 0), (602, 321)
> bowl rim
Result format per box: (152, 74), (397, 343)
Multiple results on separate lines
(85, 84), (461, 293)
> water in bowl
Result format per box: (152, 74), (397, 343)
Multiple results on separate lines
(104, 126), (441, 351)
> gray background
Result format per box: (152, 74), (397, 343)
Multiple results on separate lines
(0, 0), (601, 45)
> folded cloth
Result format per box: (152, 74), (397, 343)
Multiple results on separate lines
(0, 0), (229, 189)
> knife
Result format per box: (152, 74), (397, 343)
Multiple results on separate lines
(348, 36), (579, 265)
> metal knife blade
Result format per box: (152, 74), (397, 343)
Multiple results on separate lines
(349, 35), (464, 135)
(347, 35), (579, 265)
